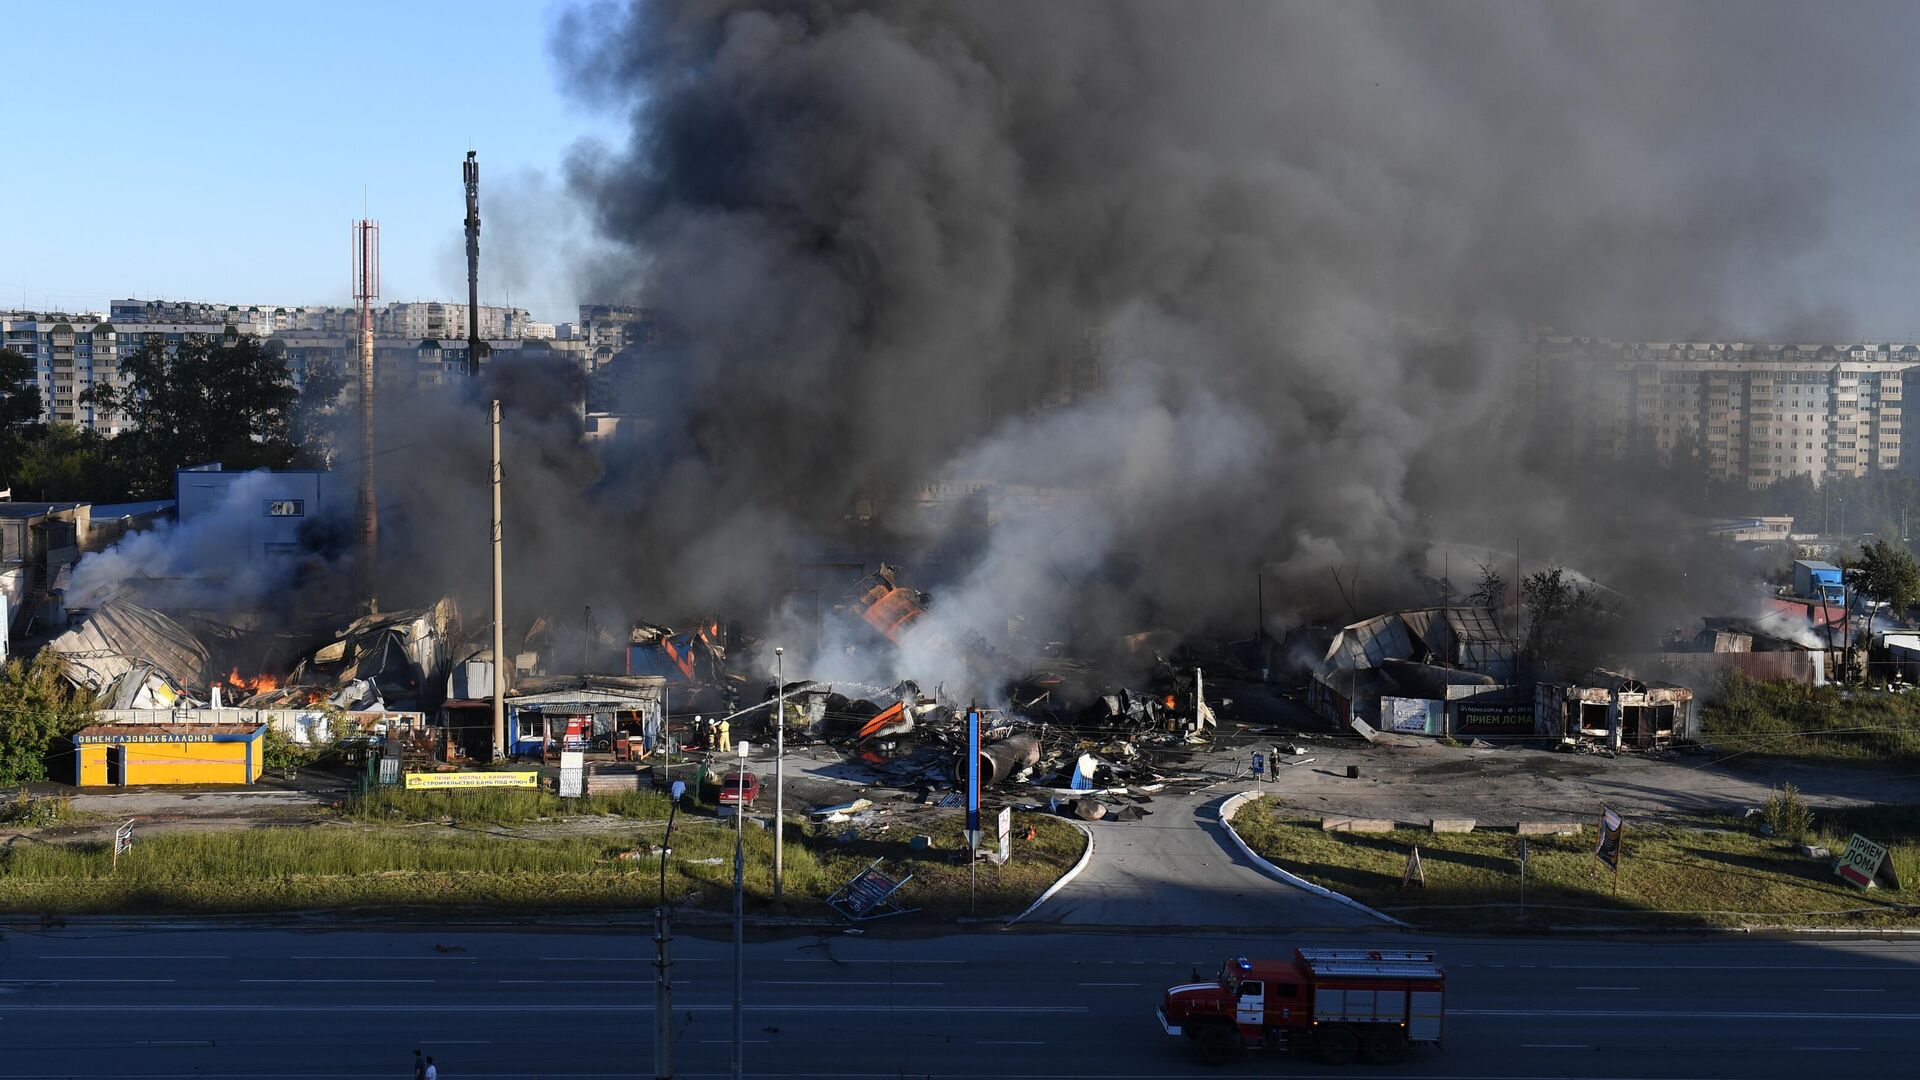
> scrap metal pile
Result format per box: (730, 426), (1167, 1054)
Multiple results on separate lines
(752, 565), (1223, 823)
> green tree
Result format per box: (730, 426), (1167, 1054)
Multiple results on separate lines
(1468, 560), (1508, 622)
(81, 333), (300, 496)
(1522, 565), (1604, 671)
(0, 653), (94, 784)
(1852, 538), (1920, 638)
(0, 346), (44, 485)
(9, 423), (132, 502)
(287, 352), (349, 469)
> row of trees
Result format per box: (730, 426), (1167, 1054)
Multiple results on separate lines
(0, 335), (345, 503)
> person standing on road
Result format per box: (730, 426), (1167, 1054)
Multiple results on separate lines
(1269, 746), (1282, 782)
(424, 1057), (437, 1080)
(413, 1050), (426, 1080)
(718, 717), (732, 753)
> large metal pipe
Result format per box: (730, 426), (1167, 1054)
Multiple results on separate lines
(351, 219), (380, 615)
(957, 733), (1041, 787)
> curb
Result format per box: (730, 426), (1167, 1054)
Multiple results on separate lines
(1004, 818), (1095, 926)
(1218, 791), (1409, 928)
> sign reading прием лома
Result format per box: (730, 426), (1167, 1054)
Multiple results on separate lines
(1835, 834), (1897, 889)
(404, 771), (540, 791)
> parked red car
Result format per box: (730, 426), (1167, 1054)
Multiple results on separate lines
(712, 769), (761, 807)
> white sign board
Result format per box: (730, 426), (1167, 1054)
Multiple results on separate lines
(997, 806), (1013, 864)
(559, 750), (585, 798)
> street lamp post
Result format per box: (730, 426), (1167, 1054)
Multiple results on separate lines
(652, 779), (686, 1080)
(731, 740), (748, 1080)
(773, 646), (785, 906)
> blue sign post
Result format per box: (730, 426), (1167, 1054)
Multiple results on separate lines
(965, 708), (982, 844)
(966, 707), (982, 917)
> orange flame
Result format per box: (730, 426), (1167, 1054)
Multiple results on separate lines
(226, 668), (283, 694)
(1164, 694), (1178, 710)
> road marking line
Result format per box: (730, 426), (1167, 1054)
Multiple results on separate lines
(0, 979), (175, 984)
(698, 1039), (769, 1044)
(1078, 982), (1141, 987)
(41, 956), (226, 961)
(780, 958), (962, 964)
(288, 955), (476, 961)
(1796, 1046), (1861, 1051)
(1457, 1008), (1920, 1020)
(240, 979), (431, 985)
(757, 980), (943, 986)
(0, 1003), (1088, 1014)
(498, 979), (652, 985)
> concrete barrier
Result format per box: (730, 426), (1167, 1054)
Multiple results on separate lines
(1430, 818), (1477, 834)
(1222, 792), (1407, 927)
(1517, 822), (1582, 836)
(1321, 817), (1395, 833)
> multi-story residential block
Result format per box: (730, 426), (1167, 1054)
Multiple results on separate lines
(1529, 338), (1916, 487)
(0, 312), (128, 432)
(111, 298), (534, 340)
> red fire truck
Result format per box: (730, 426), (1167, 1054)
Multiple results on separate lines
(1157, 949), (1445, 1065)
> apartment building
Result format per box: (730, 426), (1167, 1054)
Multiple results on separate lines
(1529, 338), (1916, 487)
(110, 298), (534, 340)
(0, 312), (128, 432)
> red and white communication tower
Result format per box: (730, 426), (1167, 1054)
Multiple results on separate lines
(352, 218), (380, 613)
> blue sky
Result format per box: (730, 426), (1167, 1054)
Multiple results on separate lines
(1, 1), (617, 323)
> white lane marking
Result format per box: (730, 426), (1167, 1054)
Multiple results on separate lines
(698, 1039), (769, 1044)
(780, 958), (964, 964)
(498, 979), (653, 985)
(0, 979), (175, 984)
(287, 955), (476, 961)
(240, 979), (433, 985)
(757, 980), (943, 987)
(41, 956), (227, 961)
(1552, 964), (1900, 971)
(1457, 1008), (1920, 1020)
(0, 1003), (1089, 1014)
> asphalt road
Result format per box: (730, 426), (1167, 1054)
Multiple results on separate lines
(0, 925), (1913, 1078)
(1028, 791), (1380, 928)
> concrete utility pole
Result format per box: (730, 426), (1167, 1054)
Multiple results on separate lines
(731, 741), (748, 1080)
(773, 646), (785, 906)
(491, 399), (506, 760)
(653, 777), (686, 1080)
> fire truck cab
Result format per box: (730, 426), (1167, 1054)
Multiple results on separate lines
(1157, 949), (1445, 1066)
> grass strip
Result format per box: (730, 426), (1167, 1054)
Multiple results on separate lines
(1703, 676), (1920, 764)
(0, 810), (1083, 920)
(1231, 798), (1920, 931)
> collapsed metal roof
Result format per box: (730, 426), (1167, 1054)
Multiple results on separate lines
(47, 601), (211, 699)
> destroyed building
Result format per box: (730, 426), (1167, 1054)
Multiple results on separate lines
(1308, 607), (1520, 737)
(1534, 668), (1696, 749)
(46, 600), (212, 708)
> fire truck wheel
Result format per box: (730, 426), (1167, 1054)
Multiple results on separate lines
(1194, 1025), (1239, 1065)
(1315, 1024), (1359, 1065)
(1362, 1026), (1405, 1064)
